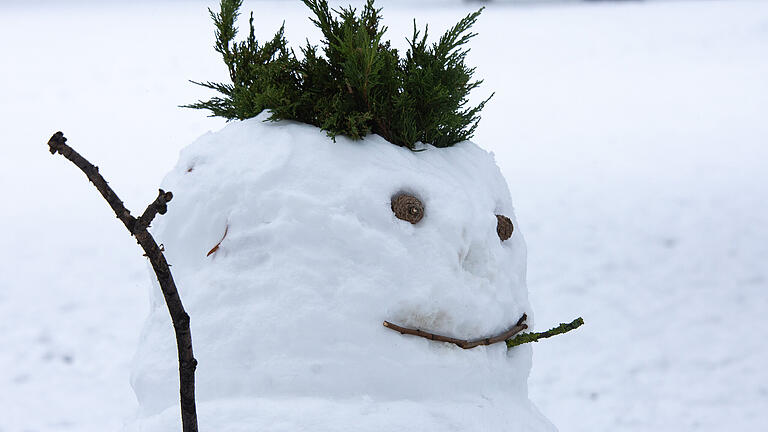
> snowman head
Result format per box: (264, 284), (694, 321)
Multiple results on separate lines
(127, 1), (562, 429)
(131, 115), (534, 418)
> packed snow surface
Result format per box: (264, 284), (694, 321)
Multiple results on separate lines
(129, 114), (553, 431)
(2, 0), (768, 431)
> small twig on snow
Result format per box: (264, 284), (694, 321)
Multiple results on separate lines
(206, 223), (229, 257)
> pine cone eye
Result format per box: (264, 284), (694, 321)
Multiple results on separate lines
(391, 194), (424, 224)
(496, 214), (514, 241)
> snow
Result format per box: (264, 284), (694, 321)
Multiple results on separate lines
(1, 0), (768, 431)
(135, 397), (551, 432)
(128, 114), (552, 430)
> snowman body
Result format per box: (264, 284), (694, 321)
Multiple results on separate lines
(129, 113), (556, 431)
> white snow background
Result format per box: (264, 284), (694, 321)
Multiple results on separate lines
(1, 0), (766, 431)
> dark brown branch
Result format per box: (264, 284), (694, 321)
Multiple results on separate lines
(47, 132), (198, 432)
(383, 313), (528, 349)
(47, 132), (136, 231)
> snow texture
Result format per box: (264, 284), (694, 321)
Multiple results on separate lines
(129, 114), (553, 431)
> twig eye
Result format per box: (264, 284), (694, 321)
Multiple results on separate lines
(496, 214), (514, 241)
(391, 194), (424, 224)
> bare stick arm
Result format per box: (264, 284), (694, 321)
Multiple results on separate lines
(47, 132), (136, 231)
(47, 132), (198, 432)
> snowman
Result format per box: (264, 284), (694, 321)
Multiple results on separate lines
(127, 1), (558, 430)
(127, 113), (556, 431)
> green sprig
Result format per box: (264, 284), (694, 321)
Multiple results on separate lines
(506, 317), (585, 349)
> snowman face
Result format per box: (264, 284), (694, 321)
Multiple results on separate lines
(131, 115), (534, 418)
(385, 192), (528, 346)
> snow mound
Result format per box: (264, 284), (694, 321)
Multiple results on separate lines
(129, 113), (554, 431)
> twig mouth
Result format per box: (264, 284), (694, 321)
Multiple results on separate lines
(383, 313), (528, 349)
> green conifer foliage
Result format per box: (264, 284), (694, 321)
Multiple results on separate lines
(184, 0), (493, 149)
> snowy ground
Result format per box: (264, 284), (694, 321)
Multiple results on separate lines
(1, 0), (767, 431)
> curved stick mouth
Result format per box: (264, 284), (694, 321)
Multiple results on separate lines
(383, 313), (528, 349)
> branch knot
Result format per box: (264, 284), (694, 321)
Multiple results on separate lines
(134, 189), (174, 233)
(47, 131), (67, 155)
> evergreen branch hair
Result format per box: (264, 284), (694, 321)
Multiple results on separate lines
(184, 0), (493, 149)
